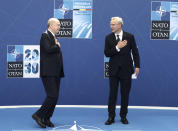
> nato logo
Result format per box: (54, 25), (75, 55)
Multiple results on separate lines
(7, 45), (23, 77)
(54, 0), (73, 38)
(104, 55), (109, 78)
(54, 0), (92, 39)
(7, 45), (40, 78)
(53, 121), (104, 131)
(151, 1), (170, 39)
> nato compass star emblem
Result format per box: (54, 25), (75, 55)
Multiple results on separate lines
(58, 4), (69, 14)
(8, 45), (23, 62)
(52, 121), (104, 131)
(151, 2), (170, 21)
(11, 48), (21, 59)
(156, 6), (166, 17)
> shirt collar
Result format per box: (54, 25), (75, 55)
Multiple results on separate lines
(115, 30), (123, 40)
(115, 30), (123, 37)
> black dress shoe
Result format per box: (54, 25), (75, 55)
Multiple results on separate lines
(105, 117), (115, 125)
(44, 119), (54, 127)
(121, 117), (129, 124)
(32, 114), (46, 128)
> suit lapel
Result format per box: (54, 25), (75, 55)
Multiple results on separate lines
(47, 30), (56, 44)
(122, 31), (127, 41)
(111, 33), (117, 45)
(47, 30), (55, 40)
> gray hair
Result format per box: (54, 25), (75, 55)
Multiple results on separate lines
(47, 18), (60, 28)
(111, 17), (123, 25)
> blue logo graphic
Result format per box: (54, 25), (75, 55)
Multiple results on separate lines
(24, 47), (40, 77)
(7, 45), (40, 78)
(7, 45), (23, 62)
(53, 121), (104, 131)
(151, 1), (178, 40)
(54, 0), (92, 38)
(170, 2), (178, 40)
(54, 0), (73, 19)
(152, 1), (170, 21)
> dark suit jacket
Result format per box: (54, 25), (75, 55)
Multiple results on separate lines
(104, 31), (140, 78)
(40, 30), (64, 77)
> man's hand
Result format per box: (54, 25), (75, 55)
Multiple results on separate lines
(116, 40), (127, 49)
(135, 68), (140, 76)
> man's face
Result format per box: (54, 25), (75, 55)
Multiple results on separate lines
(51, 20), (60, 35)
(110, 20), (122, 33)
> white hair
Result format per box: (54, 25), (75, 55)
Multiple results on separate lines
(111, 17), (123, 25)
(47, 18), (59, 28)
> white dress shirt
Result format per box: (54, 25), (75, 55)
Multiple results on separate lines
(115, 30), (123, 52)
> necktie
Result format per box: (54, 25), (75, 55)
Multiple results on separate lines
(116, 35), (120, 42)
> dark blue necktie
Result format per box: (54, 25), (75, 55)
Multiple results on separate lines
(116, 35), (120, 42)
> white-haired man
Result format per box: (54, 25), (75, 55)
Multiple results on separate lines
(104, 17), (140, 125)
(32, 18), (64, 128)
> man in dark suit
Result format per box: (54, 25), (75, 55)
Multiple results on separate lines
(104, 17), (140, 125)
(32, 18), (64, 128)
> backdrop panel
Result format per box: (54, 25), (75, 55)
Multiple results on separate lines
(0, 0), (178, 106)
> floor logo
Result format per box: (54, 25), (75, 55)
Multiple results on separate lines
(53, 121), (104, 131)
(151, 1), (178, 40)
